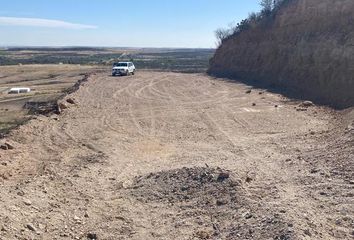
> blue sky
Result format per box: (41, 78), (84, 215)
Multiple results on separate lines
(0, 0), (261, 48)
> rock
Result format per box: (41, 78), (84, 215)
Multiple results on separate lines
(0, 145), (8, 150)
(26, 224), (37, 232)
(17, 191), (25, 196)
(66, 98), (76, 105)
(217, 172), (230, 182)
(23, 199), (32, 206)
(245, 176), (253, 183)
(243, 212), (253, 219)
(299, 101), (314, 108)
(245, 89), (252, 94)
(58, 102), (68, 110)
(87, 233), (98, 240)
(252, 103), (256, 106)
(275, 105), (278, 108)
(216, 199), (228, 206)
(5, 143), (14, 150)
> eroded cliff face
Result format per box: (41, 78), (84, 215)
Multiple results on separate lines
(209, 0), (354, 108)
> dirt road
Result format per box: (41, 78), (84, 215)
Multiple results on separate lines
(0, 71), (352, 239)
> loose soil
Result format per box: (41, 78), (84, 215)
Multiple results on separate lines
(0, 71), (352, 240)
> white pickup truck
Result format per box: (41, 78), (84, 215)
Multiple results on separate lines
(112, 62), (136, 76)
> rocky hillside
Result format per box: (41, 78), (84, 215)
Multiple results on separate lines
(209, 0), (354, 108)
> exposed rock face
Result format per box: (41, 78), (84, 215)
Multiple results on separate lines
(209, 0), (354, 108)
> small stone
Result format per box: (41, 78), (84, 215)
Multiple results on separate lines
(216, 199), (228, 206)
(300, 101), (314, 107)
(66, 98), (76, 104)
(26, 224), (36, 232)
(217, 172), (230, 182)
(245, 176), (253, 183)
(0, 145), (8, 150)
(252, 103), (256, 106)
(4, 143), (14, 150)
(23, 199), (32, 206)
(245, 90), (252, 94)
(17, 191), (25, 196)
(275, 105), (278, 108)
(243, 212), (253, 219)
(58, 102), (68, 110)
(87, 233), (98, 240)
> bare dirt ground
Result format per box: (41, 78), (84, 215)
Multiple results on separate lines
(0, 71), (352, 240)
(0, 64), (100, 133)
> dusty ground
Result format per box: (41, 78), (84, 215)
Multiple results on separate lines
(0, 71), (352, 240)
(0, 64), (101, 133)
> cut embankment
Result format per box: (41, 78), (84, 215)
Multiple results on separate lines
(209, 0), (354, 109)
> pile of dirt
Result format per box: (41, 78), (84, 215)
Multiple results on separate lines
(127, 167), (294, 239)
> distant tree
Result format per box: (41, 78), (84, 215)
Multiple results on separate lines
(215, 28), (231, 46)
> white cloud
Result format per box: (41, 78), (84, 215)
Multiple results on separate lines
(0, 17), (97, 29)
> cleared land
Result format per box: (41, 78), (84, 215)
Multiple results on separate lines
(0, 71), (352, 239)
(0, 64), (101, 133)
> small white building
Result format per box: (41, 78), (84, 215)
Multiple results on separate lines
(8, 87), (31, 94)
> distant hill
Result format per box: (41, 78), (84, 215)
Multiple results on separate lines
(209, 0), (354, 108)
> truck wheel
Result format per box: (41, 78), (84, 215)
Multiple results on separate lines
(132, 70), (135, 75)
(126, 70), (130, 76)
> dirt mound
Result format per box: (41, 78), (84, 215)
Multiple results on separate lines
(128, 167), (294, 239)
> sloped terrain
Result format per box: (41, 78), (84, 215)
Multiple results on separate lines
(209, 0), (354, 108)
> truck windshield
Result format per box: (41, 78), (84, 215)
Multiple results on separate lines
(115, 63), (128, 67)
